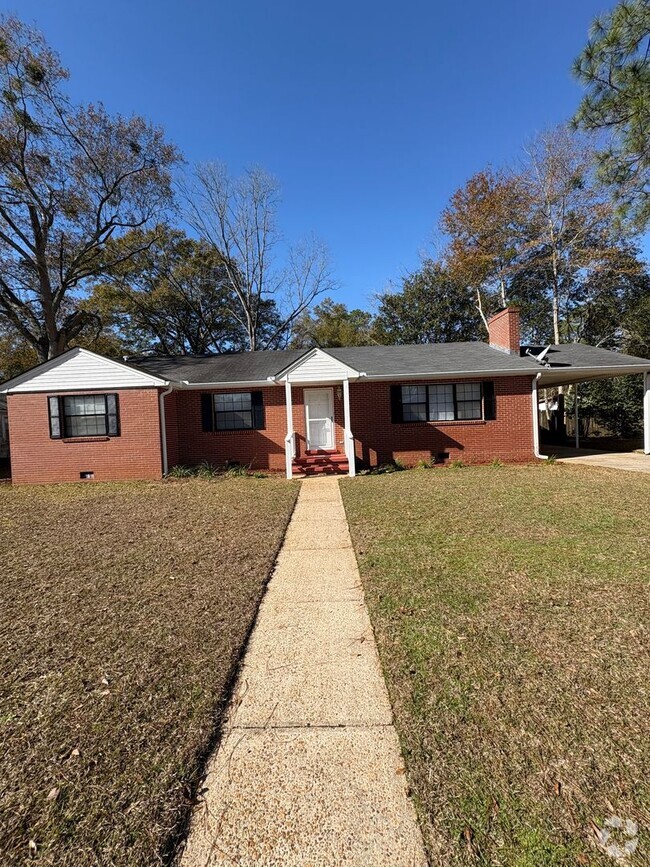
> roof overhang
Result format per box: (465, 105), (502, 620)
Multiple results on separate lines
(362, 368), (537, 382)
(537, 365), (650, 388)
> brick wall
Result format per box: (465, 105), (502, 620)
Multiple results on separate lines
(488, 307), (521, 354)
(349, 376), (535, 467)
(170, 386), (346, 472)
(7, 376), (536, 483)
(8, 388), (164, 484)
(170, 377), (534, 472)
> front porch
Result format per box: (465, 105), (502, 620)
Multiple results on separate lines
(270, 348), (363, 478)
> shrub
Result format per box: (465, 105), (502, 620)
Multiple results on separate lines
(196, 461), (220, 479)
(167, 465), (194, 478)
(450, 459), (465, 469)
(166, 461), (263, 480)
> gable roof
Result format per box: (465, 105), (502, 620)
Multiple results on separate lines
(0, 347), (168, 393)
(2, 341), (648, 395)
(274, 347), (363, 382)
(130, 342), (539, 385)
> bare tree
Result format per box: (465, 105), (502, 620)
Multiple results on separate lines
(181, 162), (335, 351)
(0, 17), (180, 361)
(520, 126), (623, 344)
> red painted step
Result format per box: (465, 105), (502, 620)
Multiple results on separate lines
(292, 462), (349, 476)
(292, 452), (349, 475)
(295, 453), (348, 465)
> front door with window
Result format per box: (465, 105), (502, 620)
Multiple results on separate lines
(304, 388), (334, 450)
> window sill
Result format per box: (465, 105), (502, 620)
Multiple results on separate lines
(209, 429), (265, 435)
(394, 420), (487, 427)
(61, 436), (111, 443)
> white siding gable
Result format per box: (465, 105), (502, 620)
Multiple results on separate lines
(283, 348), (360, 383)
(1, 348), (167, 393)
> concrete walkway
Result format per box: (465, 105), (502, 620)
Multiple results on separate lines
(544, 446), (650, 474)
(181, 478), (427, 867)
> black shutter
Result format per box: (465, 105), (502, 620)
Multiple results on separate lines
(106, 393), (120, 436)
(390, 385), (403, 423)
(251, 391), (265, 429)
(483, 382), (496, 420)
(48, 396), (62, 439)
(201, 393), (214, 432)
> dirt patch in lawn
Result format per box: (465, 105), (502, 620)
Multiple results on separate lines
(0, 477), (298, 865)
(341, 464), (650, 866)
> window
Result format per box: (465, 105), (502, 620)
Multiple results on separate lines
(401, 385), (428, 422)
(428, 384), (455, 421)
(455, 382), (482, 420)
(201, 392), (265, 432)
(391, 382), (495, 423)
(48, 393), (120, 439)
(215, 392), (254, 430)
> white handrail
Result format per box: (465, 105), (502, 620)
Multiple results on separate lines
(285, 430), (296, 479)
(345, 430), (356, 477)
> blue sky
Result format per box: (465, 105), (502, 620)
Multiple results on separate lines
(14, 0), (628, 308)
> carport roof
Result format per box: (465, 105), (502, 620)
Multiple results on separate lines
(527, 344), (650, 388)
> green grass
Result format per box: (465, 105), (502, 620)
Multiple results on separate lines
(0, 477), (298, 865)
(341, 464), (650, 866)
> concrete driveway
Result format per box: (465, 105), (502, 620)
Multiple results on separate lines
(543, 446), (650, 474)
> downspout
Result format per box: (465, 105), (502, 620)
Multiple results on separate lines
(159, 384), (174, 476)
(532, 374), (548, 460)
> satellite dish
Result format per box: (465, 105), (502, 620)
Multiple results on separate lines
(526, 345), (552, 368)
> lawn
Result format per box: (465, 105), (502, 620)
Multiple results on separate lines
(0, 477), (298, 865)
(341, 464), (649, 866)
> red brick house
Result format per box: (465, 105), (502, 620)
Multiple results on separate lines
(2, 308), (649, 484)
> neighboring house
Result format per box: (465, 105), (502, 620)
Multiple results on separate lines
(1, 308), (649, 485)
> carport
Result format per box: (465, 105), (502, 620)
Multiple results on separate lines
(527, 343), (650, 462)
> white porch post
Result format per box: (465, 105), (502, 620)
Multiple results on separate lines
(284, 379), (294, 479)
(643, 370), (650, 455)
(574, 382), (580, 450)
(342, 378), (355, 477)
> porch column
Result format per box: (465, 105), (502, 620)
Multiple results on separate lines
(643, 370), (650, 455)
(342, 378), (355, 477)
(284, 379), (294, 479)
(574, 383), (580, 449)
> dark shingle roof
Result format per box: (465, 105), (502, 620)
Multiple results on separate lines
(128, 341), (650, 385)
(528, 344), (650, 386)
(524, 343), (650, 370)
(128, 349), (307, 383)
(328, 343), (535, 376)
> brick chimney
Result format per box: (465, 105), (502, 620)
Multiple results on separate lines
(487, 306), (521, 355)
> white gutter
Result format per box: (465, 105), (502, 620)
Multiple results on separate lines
(159, 384), (174, 476)
(532, 374), (547, 460)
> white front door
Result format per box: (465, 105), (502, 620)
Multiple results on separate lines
(304, 388), (334, 450)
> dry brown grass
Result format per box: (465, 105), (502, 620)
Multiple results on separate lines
(341, 464), (650, 866)
(0, 477), (298, 865)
